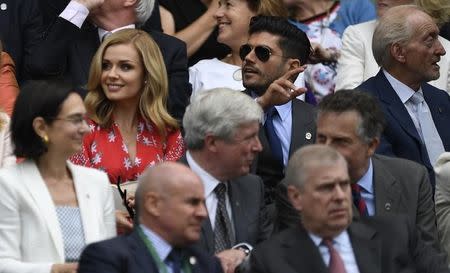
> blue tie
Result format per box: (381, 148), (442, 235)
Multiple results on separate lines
(264, 107), (283, 164)
(167, 249), (182, 273)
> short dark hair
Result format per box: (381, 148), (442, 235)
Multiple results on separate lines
(318, 89), (386, 143)
(249, 15), (312, 65)
(11, 80), (81, 159)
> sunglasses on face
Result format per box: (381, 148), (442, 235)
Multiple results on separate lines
(239, 44), (286, 62)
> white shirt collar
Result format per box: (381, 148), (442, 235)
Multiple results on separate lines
(383, 69), (421, 104)
(186, 151), (222, 199)
(98, 24), (136, 42)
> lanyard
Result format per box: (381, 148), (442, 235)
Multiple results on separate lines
(137, 227), (192, 273)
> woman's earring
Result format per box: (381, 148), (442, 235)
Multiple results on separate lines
(42, 135), (49, 144)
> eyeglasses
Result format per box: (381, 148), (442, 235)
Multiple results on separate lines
(51, 115), (89, 127)
(239, 44), (287, 62)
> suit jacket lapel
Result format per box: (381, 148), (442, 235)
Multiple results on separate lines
(75, 22), (100, 82)
(283, 227), (328, 273)
(68, 162), (98, 244)
(348, 221), (381, 273)
(423, 84), (450, 150)
(289, 100), (315, 157)
(20, 160), (64, 261)
(375, 72), (422, 143)
(372, 156), (402, 216)
(128, 231), (159, 272)
(229, 180), (247, 245)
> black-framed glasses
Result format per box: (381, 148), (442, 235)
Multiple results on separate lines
(239, 44), (287, 62)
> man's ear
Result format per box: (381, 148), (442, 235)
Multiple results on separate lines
(287, 58), (301, 70)
(123, 0), (137, 8)
(144, 192), (161, 216)
(391, 43), (406, 63)
(204, 133), (219, 153)
(366, 137), (380, 157)
(287, 185), (303, 212)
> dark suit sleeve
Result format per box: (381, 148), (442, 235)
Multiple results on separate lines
(249, 251), (268, 273)
(165, 38), (191, 122)
(78, 242), (123, 273)
(26, 17), (80, 78)
(415, 165), (439, 247)
(257, 177), (273, 243)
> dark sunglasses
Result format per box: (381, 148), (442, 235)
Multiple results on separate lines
(239, 44), (286, 62)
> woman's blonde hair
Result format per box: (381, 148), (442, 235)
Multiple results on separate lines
(416, 0), (450, 26)
(85, 29), (178, 138)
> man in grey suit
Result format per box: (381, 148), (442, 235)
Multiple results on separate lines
(275, 90), (437, 245)
(182, 88), (272, 273)
(251, 145), (448, 273)
(240, 16), (316, 202)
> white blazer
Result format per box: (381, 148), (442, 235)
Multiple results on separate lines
(0, 160), (116, 273)
(0, 113), (15, 168)
(435, 152), (450, 264)
(335, 19), (450, 93)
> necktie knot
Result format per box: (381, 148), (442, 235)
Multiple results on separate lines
(166, 249), (183, 273)
(214, 183), (227, 198)
(409, 91), (424, 106)
(267, 106), (278, 119)
(351, 183), (368, 216)
(322, 238), (347, 273)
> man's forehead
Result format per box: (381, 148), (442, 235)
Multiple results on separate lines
(248, 32), (281, 47)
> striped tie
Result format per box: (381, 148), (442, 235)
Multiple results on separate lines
(351, 184), (368, 216)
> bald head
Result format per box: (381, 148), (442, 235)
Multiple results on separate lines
(136, 162), (207, 246)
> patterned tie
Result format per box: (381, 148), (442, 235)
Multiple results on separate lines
(351, 184), (368, 216)
(166, 249), (182, 273)
(264, 107), (283, 164)
(409, 92), (445, 165)
(322, 239), (347, 273)
(214, 183), (233, 253)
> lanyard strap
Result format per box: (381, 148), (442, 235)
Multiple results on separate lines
(137, 227), (192, 273)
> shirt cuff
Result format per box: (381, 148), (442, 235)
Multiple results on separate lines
(59, 0), (89, 29)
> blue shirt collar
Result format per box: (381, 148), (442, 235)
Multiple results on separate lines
(356, 158), (373, 194)
(140, 224), (172, 261)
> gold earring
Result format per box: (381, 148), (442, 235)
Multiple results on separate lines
(42, 135), (49, 144)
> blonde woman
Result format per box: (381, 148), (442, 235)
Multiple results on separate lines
(71, 29), (184, 185)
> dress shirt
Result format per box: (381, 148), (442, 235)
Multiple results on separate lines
(59, 1), (89, 29)
(186, 152), (234, 233)
(356, 158), (374, 216)
(309, 231), (360, 273)
(140, 224), (185, 273)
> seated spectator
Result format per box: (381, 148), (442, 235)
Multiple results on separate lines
(78, 162), (223, 273)
(250, 145), (449, 273)
(0, 80), (116, 273)
(286, 0), (376, 102)
(358, 5), (450, 189)
(28, 0), (190, 122)
(435, 152), (450, 263)
(0, 41), (19, 116)
(0, 112), (15, 167)
(71, 29), (184, 185)
(189, 0), (287, 101)
(335, 0), (450, 92)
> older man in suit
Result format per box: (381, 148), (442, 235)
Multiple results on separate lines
(274, 90), (437, 246)
(241, 16), (316, 202)
(182, 88), (272, 273)
(78, 162), (223, 273)
(27, 0), (190, 121)
(357, 5), (450, 189)
(250, 145), (449, 273)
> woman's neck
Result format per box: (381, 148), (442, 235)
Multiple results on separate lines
(221, 52), (242, 67)
(36, 152), (70, 181)
(113, 102), (139, 131)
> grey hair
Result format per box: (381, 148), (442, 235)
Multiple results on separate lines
(183, 88), (263, 150)
(372, 5), (422, 67)
(284, 145), (347, 189)
(135, 0), (155, 25)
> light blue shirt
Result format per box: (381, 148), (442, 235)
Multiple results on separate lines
(356, 158), (374, 216)
(261, 101), (292, 167)
(140, 224), (182, 273)
(309, 231), (360, 273)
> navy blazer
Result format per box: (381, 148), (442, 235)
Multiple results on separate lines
(78, 229), (223, 273)
(28, 18), (191, 121)
(357, 70), (450, 188)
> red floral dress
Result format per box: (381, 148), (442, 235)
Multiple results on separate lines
(71, 117), (184, 184)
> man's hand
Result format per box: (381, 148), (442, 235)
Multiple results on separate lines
(75, 0), (104, 10)
(115, 210), (133, 232)
(215, 249), (247, 273)
(257, 66), (307, 110)
(51, 263), (78, 273)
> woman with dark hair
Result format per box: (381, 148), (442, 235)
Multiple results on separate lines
(0, 80), (116, 273)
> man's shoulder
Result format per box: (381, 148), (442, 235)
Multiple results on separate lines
(423, 82), (450, 101)
(233, 173), (263, 187)
(145, 30), (186, 49)
(373, 154), (427, 172)
(292, 99), (317, 115)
